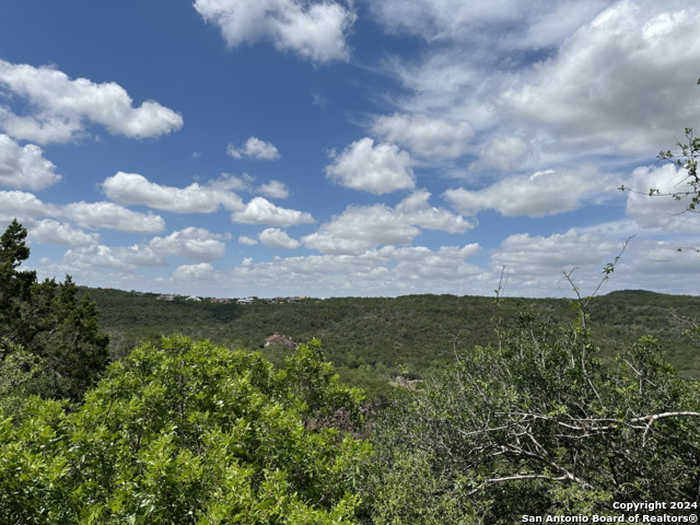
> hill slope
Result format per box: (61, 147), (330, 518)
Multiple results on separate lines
(83, 288), (700, 397)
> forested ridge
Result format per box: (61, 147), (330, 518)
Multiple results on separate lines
(84, 286), (700, 397)
(1, 220), (698, 523)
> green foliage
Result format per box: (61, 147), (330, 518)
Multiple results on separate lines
(84, 288), (700, 399)
(365, 314), (699, 523)
(0, 336), (371, 523)
(0, 221), (109, 401)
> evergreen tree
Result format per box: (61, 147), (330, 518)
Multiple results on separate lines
(0, 220), (109, 400)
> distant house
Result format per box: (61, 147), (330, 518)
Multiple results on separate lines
(210, 297), (231, 304)
(186, 296), (202, 302)
(237, 296), (256, 304)
(264, 334), (298, 350)
(157, 294), (176, 301)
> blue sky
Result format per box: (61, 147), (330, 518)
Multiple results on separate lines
(1, 0), (698, 298)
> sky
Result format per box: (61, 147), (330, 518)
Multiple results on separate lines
(1, 0), (698, 298)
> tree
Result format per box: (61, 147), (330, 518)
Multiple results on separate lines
(0, 220), (109, 401)
(0, 336), (371, 523)
(0, 219), (36, 338)
(365, 312), (699, 523)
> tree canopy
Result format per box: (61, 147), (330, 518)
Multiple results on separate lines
(0, 220), (109, 401)
(0, 336), (371, 524)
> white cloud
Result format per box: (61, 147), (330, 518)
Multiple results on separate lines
(193, 0), (356, 63)
(257, 179), (289, 199)
(395, 189), (476, 232)
(373, 1), (700, 179)
(102, 172), (244, 214)
(370, 0), (608, 48)
(0, 134), (61, 190)
(371, 113), (474, 160)
(0, 59), (183, 143)
(63, 244), (163, 271)
(624, 163), (700, 232)
(238, 235), (259, 246)
(58, 227), (226, 272)
(65, 201), (165, 233)
(503, 1), (700, 153)
(207, 172), (255, 192)
(231, 196), (314, 227)
(173, 262), (216, 281)
(259, 227), (300, 249)
(493, 230), (619, 277)
(476, 136), (530, 172)
(227, 242), (482, 296)
(302, 204), (418, 254)
(303, 191), (473, 255)
(0, 190), (59, 222)
(148, 227), (227, 261)
(28, 219), (98, 247)
(489, 226), (700, 297)
(444, 167), (615, 217)
(227, 137), (280, 160)
(325, 137), (415, 194)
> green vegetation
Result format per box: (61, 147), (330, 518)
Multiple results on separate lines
(84, 287), (700, 398)
(0, 336), (370, 523)
(364, 315), (699, 522)
(0, 220), (109, 401)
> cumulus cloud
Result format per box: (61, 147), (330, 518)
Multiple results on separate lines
(0, 59), (183, 143)
(63, 244), (163, 271)
(193, 0), (356, 63)
(0, 134), (61, 190)
(65, 201), (165, 233)
(0, 190), (59, 222)
(257, 179), (289, 199)
(503, 1), (700, 153)
(444, 167), (615, 217)
(148, 227), (227, 261)
(238, 235), (259, 246)
(489, 226), (700, 297)
(476, 136), (530, 172)
(373, 1), (700, 178)
(326, 138), (415, 194)
(59, 226), (227, 273)
(228, 242), (482, 296)
(207, 172), (255, 192)
(28, 219), (98, 247)
(173, 262), (216, 281)
(232, 196), (314, 227)
(371, 113), (474, 160)
(493, 230), (619, 277)
(227, 137), (280, 160)
(303, 204), (420, 254)
(259, 228), (300, 249)
(302, 191), (473, 254)
(624, 163), (700, 232)
(102, 172), (244, 214)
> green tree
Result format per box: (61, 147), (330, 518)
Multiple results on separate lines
(0, 220), (35, 341)
(0, 220), (109, 401)
(0, 336), (371, 523)
(365, 313), (699, 523)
